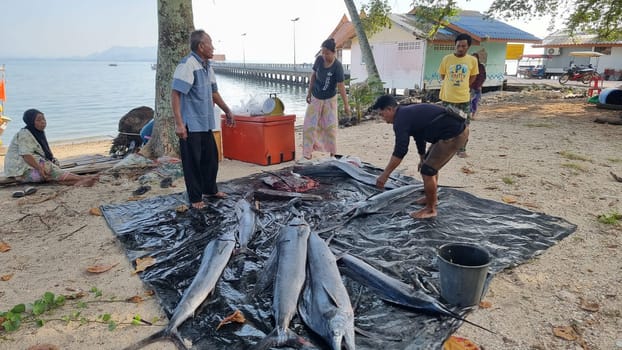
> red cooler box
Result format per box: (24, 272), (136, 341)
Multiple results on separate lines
(220, 114), (296, 165)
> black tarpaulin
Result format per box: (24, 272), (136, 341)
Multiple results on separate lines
(101, 161), (576, 350)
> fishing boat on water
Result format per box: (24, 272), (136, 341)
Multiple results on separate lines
(0, 64), (11, 146)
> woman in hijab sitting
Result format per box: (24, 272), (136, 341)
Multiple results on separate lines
(4, 109), (98, 189)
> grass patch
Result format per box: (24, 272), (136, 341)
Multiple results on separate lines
(502, 176), (514, 185)
(558, 151), (591, 162)
(606, 157), (622, 163)
(562, 163), (587, 172)
(597, 212), (622, 225)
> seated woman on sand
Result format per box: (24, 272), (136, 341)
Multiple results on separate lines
(4, 109), (98, 190)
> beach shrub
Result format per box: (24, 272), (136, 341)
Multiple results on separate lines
(344, 76), (384, 124)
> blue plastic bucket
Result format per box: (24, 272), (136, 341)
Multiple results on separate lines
(437, 243), (491, 307)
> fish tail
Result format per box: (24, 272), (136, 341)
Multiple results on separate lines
(251, 328), (315, 350)
(171, 329), (190, 350)
(122, 329), (170, 350)
(445, 309), (496, 334)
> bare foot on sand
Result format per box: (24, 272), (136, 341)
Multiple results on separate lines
(203, 191), (227, 199)
(410, 207), (437, 219)
(75, 175), (99, 187)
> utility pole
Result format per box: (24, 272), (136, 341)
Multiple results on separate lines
(291, 17), (299, 70)
(241, 33), (247, 68)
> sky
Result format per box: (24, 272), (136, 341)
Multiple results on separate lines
(0, 0), (553, 63)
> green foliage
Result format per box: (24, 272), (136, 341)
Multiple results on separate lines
(597, 212), (621, 225)
(487, 0), (621, 40)
(411, 0), (621, 43)
(406, 1), (461, 38)
(131, 314), (143, 326)
(360, 0), (392, 36)
(0, 289), (159, 334)
(90, 286), (103, 298)
(558, 151), (591, 162)
(347, 76), (385, 123)
(502, 176), (514, 185)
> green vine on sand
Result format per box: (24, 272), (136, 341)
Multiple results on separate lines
(597, 212), (622, 225)
(0, 287), (161, 334)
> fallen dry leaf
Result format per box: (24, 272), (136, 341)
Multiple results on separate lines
(502, 195), (518, 204)
(86, 263), (119, 274)
(216, 309), (246, 330)
(176, 204), (189, 213)
(144, 290), (156, 296)
(479, 300), (493, 309)
(89, 207), (103, 216)
(1, 273), (14, 281)
(126, 295), (144, 303)
(552, 325), (577, 341)
(442, 335), (481, 350)
(0, 241), (10, 252)
(64, 291), (88, 300)
(579, 298), (600, 312)
(133, 256), (156, 275)
(461, 166), (475, 174)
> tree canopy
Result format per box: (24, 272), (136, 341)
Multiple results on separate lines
(410, 0), (622, 40)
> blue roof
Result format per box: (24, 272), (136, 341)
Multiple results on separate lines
(448, 11), (541, 43)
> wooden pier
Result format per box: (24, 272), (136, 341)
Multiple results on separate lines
(211, 62), (350, 85)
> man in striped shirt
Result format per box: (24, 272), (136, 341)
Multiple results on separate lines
(172, 29), (234, 209)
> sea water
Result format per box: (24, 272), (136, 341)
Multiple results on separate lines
(0, 59), (308, 144)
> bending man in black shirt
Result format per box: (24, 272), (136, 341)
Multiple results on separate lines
(372, 95), (469, 219)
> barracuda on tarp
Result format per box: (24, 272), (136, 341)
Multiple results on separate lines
(101, 161), (576, 350)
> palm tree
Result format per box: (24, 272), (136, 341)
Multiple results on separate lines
(343, 0), (381, 82)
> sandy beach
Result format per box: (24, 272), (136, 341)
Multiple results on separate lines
(1, 90), (621, 350)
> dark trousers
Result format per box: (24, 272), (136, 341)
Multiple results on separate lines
(179, 130), (219, 204)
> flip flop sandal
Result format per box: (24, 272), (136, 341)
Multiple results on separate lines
(25, 187), (37, 196)
(12, 190), (25, 198)
(160, 177), (173, 189)
(132, 185), (152, 196)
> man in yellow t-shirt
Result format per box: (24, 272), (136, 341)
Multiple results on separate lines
(438, 33), (478, 157)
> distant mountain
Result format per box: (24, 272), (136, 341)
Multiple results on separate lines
(85, 46), (157, 61)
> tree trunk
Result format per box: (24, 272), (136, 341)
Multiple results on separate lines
(141, 0), (194, 158)
(343, 0), (381, 81)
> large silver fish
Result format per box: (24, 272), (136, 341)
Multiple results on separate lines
(335, 251), (494, 333)
(294, 159), (404, 189)
(235, 198), (257, 253)
(298, 231), (355, 350)
(344, 184), (422, 220)
(252, 216), (312, 350)
(123, 230), (236, 350)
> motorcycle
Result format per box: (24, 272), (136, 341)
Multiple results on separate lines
(558, 64), (598, 85)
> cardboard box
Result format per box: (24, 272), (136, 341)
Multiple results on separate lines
(221, 114), (296, 165)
